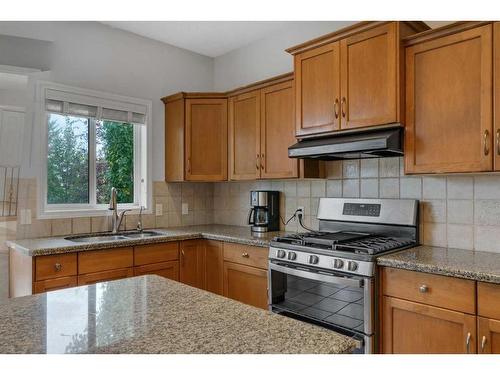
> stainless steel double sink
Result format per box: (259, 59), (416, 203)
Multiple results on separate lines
(65, 230), (164, 243)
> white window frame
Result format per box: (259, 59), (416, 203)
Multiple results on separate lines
(36, 81), (153, 219)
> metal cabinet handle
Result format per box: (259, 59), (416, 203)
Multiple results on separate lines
(54, 263), (62, 272)
(496, 129), (500, 156)
(181, 249), (185, 267)
(187, 157), (191, 173)
(256, 154), (260, 170)
(419, 284), (428, 293)
(466, 332), (471, 354)
(341, 97), (347, 118)
(242, 252), (249, 258)
(484, 130), (490, 156)
(481, 336), (487, 353)
(334, 98), (339, 119)
(260, 154), (264, 170)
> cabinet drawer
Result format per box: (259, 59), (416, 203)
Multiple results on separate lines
(223, 242), (268, 270)
(134, 242), (179, 266)
(134, 261), (179, 281)
(35, 253), (77, 281)
(382, 267), (475, 314)
(478, 282), (500, 320)
(78, 247), (133, 274)
(33, 276), (78, 294)
(77, 268), (134, 286)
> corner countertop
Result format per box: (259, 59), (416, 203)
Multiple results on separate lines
(377, 245), (500, 284)
(0, 275), (356, 354)
(7, 225), (287, 257)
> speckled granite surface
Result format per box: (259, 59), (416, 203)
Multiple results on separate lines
(377, 245), (500, 284)
(0, 275), (356, 354)
(7, 225), (287, 256)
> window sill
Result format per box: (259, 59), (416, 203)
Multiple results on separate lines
(38, 205), (152, 220)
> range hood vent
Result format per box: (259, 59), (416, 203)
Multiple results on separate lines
(288, 124), (404, 160)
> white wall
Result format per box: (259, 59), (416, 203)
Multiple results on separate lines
(213, 21), (355, 91)
(0, 22), (215, 181)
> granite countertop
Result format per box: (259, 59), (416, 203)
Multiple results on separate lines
(377, 245), (500, 284)
(7, 224), (287, 257)
(0, 275), (356, 354)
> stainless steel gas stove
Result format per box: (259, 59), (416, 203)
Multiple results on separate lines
(268, 198), (419, 354)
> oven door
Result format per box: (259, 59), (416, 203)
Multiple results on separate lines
(268, 260), (373, 353)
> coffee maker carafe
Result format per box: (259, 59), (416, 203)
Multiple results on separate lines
(248, 191), (279, 232)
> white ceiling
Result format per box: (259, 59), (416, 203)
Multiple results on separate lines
(101, 21), (294, 57)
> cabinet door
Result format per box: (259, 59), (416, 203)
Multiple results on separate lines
(77, 268), (134, 286)
(185, 98), (228, 181)
(294, 41), (341, 137)
(340, 23), (398, 129)
(164, 98), (185, 182)
(33, 276), (78, 294)
(204, 240), (223, 295)
(405, 24), (493, 174)
(382, 296), (477, 354)
(134, 261), (179, 282)
(478, 317), (500, 354)
(494, 23), (500, 170)
(228, 91), (260, 180)
(223, 262), (268, 310)
(179, 240), (205, 289)
(260, 80), (298, 179)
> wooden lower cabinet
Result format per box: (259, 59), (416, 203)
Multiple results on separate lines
(134, 261), (179, 281)
(180, 240), (206, 289)
(33, 276), (77, 293)
(382, 296), (477, 354)
(77, 268), (134, 286)
(204, 240), (223, 295)
(223, 262), (268, 310)
(478, 317), (500, 354)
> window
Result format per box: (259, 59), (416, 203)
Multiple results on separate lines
(38, 82), (152, 218)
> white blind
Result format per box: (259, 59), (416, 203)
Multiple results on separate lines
(45, 88), (147, 124)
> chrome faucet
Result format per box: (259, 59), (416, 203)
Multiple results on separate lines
(109, 187), (131, 234)
(137, 206), (144, 232)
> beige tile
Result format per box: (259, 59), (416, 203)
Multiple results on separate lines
(168, 196), (182, 212)
(325, 161), (343, 179)
(141, 214), (156, 230)
(447, 176), (473, 199)
(447, 224), (474, 250)
(229, 182), (240, 197)
(297, 197), (311, 216)
(360, 179), (379, 198)
(155, 213), (168, 228)
(154, 196), (169, 213)
(422, 177), (446, 199)
(91, 216), (110, 233)
(72, 217), (91, 234)
(181, 183), (194, 198)
(343, 160), (360, 179)
(311, 197), (320, 216)
(125, 214), (139, 230)
(379, 178), (399, 198)
(360, 159), (379, 178)
(423, 223), (447, 247)
(51, 219), (72, 237)
(474, 200), (500, 226)
(297, 181), (311, 197)
(400, 177), (422, 199)
(271, 181), (284, 192)
(475, 225), (500, 253)
(474, 176), (500, 199)
(284, 181), (297, 197)
(311, 180), (326, 198)
(24, 219), (52, 239)
(326, 180), (342, 197)
(447, 200), (473, 225)
(379, 157), (400, 177)
(399, 157), (405, 176)
(285, 197), (298, 215)
(153, 181), (169, 197)
(167, 182), (182, 197)
(181, 212), (194, 226)
(422, 200), (446, 223)
(168, 211), (182, 227)
(342, 179), (359, 198)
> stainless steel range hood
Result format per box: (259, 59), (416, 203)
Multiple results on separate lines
(288, 124), (404, 160)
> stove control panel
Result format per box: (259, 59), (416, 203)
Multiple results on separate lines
(309, 255), (319, 264)
(276, 250), (286, 259)
(333, 258), (344, 269)
(348, 261), (359, 272)
(287, 252), (297, 261)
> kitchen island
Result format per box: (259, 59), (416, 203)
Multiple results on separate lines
(0, 275), (356, 354)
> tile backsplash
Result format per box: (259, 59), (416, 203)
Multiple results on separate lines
(9, 156), (500, 254)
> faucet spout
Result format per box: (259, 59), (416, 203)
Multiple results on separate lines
(109, 187), (130, 233)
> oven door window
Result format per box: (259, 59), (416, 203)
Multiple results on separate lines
(270, 265), (366, 334)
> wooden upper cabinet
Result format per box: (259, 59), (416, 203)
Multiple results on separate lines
(260, 80), (298, 178)
(228, 90), (260, 180)
(494, 22), (500, 171)
(185, 98), (228, 181)
(294, 42), (341, 137)
(340, 23), (398, 129)
(405, 24), (493, 174)
(164, 97), (185, 181)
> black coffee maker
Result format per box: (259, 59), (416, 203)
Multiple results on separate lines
(248, 191), (280, 232)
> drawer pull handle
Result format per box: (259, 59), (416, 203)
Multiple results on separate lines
(242, 252), (249, 258)
(54, 263), (62, 272)
(496, 129), (500, 156)
(341, 97), (347, 118)
(481, 336), (487, 353)
(466, 332), (471, 354)
(419, 284), (428, 293)
(484, 130), (490, 156)
(333, 98), (339, 119)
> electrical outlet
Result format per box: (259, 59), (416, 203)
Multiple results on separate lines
(155, 203), (163, 216)
(182, 203), (189, 215)
(297, 206), (305, 216)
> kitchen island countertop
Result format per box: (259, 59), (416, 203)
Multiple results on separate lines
(0, 275), (356, 354)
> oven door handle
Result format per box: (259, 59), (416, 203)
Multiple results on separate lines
(269, 262), (363, 288)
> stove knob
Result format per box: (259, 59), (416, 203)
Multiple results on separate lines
(309, 255), (319, 264)
(348, 261), (359, 272)
(276, 250), (286, 259)
(287, 251), (297, 261)
(333, 259), (344, 269)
